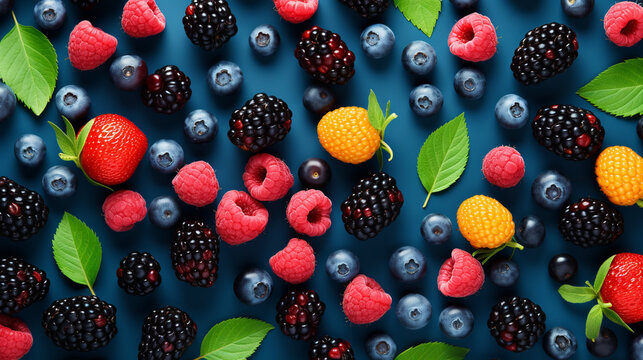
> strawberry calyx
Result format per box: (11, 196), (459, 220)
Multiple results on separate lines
(471, 238), (524, 265)
(367, 90), (397, 170)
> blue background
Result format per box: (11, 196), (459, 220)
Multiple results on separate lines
(1, 0), (642, 359)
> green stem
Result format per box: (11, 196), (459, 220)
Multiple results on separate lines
(380, 139), (394, 162)
(473, 237), (524, 265)
(87, 283), (95, 297)
(422, 192), (431, 208)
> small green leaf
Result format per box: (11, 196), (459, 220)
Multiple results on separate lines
(577, 58), (643, 117)
(395, 341), (469, 360)
(602, 307), (634, 333)
(586, 304), (603, 341)
(417, 113), (469, 208)
(62, 117), (76, 144)
(594, 255), (616, 292)
(48, 121), (76, 157)
(52, 213), (102, 296)
(393, 0), (442, 38)
(558, 285), (597, 303)
(368, 89), (385, 131)
(198, 318), (273, 360)
(76, 118), (94, 153)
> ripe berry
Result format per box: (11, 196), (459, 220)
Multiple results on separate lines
(249, 24), (280, 56)
(595, 146), (643, 206)
(339, 0), (389, 18)
(207, 61), (243, 96)
(365, 332), (396, 360)
(439, 305), (474, 338)
(543, 327), (577, 359)
(516, 215), (545, 248)
(0, 176), (49, 241)
(182, 0), (237, 50)
(488, 296), (546, 352)
(138, 306), (197, 359)
(401, 41), (436, 76)
(360, 24), (395, 59)
(396, 293), (432, 330)
(148, 139), (184, 174)
(531, 170), (572, 209)
(495, 94), (529, 129)
(33, 0), (66, 31)
(228, 93), (292, 152)
(233, 268), (273, 305)
(171, 220), (220, 287)
(421, 213), (452, 245)
(487, 258), (520, 287)
(276, 290), (325, 340)
(310, 336), (355, 360)
(55, 85), (91, 124)
(548, 254), (578, 282)
(116, 251), (161, 296)
(109, 55), (148, 91)
(561, 0), (594, 17)
(0, 256), (50, 314)
(142, 65), (192, 114)
(559, 197), (624, 248)
(148, 196), (181, 229)
(42, 166), (77, 198)
(454, 67), (486, 100)
(183, 109), (218, 144)
(586, 328), (617, 357)
(298, 158), (331, 188)
(325, 249), (359, 283)
(388, 246), (427, 282)
(14, 134), (46, 168)
(409, 84), (443, 117)
(303, 86), (336, 115)
(295, 26), (355, 85)
(0, 82), (16, 123)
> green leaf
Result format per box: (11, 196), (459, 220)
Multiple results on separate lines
(577, 58), (643, 117)
(594, 255), (616, 292)
(394, 0), (442, 38)
(558, 285), (597, 303)
(198, 318), (273, 360)
(395, 342), (469, 360)
(417, 113), (469, 208)
(586, 304), (603, 341)
(602, 307), (634, 333)
(0, 13), (57, 116)
(368, 90), (385, 131)
(76, 118), (94, 153)
(48, 121), (76, 158)
(52, 213), (102, 296)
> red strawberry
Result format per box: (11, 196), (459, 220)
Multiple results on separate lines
(600, 253), (643, 324)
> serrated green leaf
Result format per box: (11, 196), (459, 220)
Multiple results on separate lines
(594, 255), (616, 292)
(395, 341), (469, 360)
(52, 213), (101, 295)
(0, 13), (57, 116)
(558, 285), (597, 303)
(198, 318), (273, 360)
(417, 113), (469, 208)
(602, 307), (634, 333)
(577, 58), (643, 117)
(368, 90), (385, 131)
(586, 304), (603, 341)
(394, 0), (442, 38)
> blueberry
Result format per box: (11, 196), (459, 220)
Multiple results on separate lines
(561, 0), (594, 17)
(233, 268), (273, 305)
(365, 332), (397, 360)
(207, 61), (243, 96)
(55, 85), (91, 123)
(396, 293), (431, 330)
(488, 258), (520, 287)
(0, 81), (16, 123)
(0, 0), (13, 15)
(148, 196), (181, 229)
(439, 305), (474, 338)
(543, 327), (577, 359)
(454, 67), (486, 100)
(548, 254), (578, 282)
(183, 109), (218, 144)
(450, 0), (479, 10)
(42, 165), (77, 198)
(420, 213), (452, 245)
(249, 24), (280, 56)
(516, 215), (545, 248)
(402, 41), (437, 76)
(148, 139), (184, 174)
(14, 134), (46, 168)
(109, 55), (148, 91)
(303, 86), (336, 115)
(409, 84), (443, 117)
(631, 333), (643, 360)
(531, 170), (572, 209)
(361, 24), (395, 59)
(298, 158), (331, 188)
(495, 94), (529, 129)
(388, 246), (427, 282)
(33, 0), (65, 31)
(637, 117), (643, 141)
(586, 328), (617, 358)
(325, 249), (359, 283)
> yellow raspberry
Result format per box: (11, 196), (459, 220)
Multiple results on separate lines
(457, 195), (515, 249)
(317, 107), (381, 164)
(595, 146), (643, 207)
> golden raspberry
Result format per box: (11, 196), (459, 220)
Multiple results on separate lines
(595, 146), (643, 206)
(317, 107), (381, 164)
(457, 195), (515, 249)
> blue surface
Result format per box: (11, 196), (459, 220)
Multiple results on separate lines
(1, 1), (642, 359)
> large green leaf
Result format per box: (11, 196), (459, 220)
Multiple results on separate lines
(593, 255), (616, 292)
(0, 13), (57, 116)
(199, 318), (273, 360)
(395, 342), (469, 360)
(394, 0), (442, 38)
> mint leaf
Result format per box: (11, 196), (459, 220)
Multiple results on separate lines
(395, 341), (469, 360)
(586, 304), (603, 341)
(52, 213), (102, 295)
(417, 113), (469, 208)
(593, 255), (616, 292)
(558, 285), (597, 303)
(0, 13), (57, 116)
(368, 90), (384, 131)
(394, 0), (442, 38)
(198, 318), (273, 360)
(577, 58), (643, 117)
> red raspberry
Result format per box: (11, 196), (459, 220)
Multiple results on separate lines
(269, 238), (316, 284)
(286, 190), (332, 237)
(604, 2), (643, 47)
(68, 21), (118, 71)
(437, 248), (484, 298)
(342, 275), (392, 325)
(448, 13), (497, 62)
(102, 190), (147, 232)
(172, 161), (220, 207)
(243, 153), (294, 201)
(482, 146), (525, 188)
(122, 0), (166, 38)
(215, 190), (269, 245)
(0, 315), (32, 360)
(274, 0), (318, 23)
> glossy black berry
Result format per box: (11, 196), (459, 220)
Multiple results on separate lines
(276, 290), (325, 341)
(0, 256), (49, 314)
(338, 0), (389, 18)
(116, 251), (161, 296)
(298, 158), (331, 188)
(295, 26), (356, 85)
(548, 254), (578, 282)
(310, 335), (355, 360)
(183, 0), (237, 50)
(0, 176), (49, 241)
(559, 197), (624, 247)
(586, 328), (617, 357)
(228, 93), (292, 152)
(142, 65), (191, 114)
(138, 306), (197, 360)
(171, 220), (220, 287)
(487, 296), (546, 352)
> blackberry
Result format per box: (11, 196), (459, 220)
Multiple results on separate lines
(511, 23), (579, 85)
(295, 26), (356, 85)
(310, 335), (355, 360)
(276, 290), (325, 341)
(559, 197), (624, 248)
(487, 296), (546, 352)
(0, 256), (49, 314)
(116, 251), (161, 296)
(171, 220), (220, 287)
(339, 0), (389, 18)
(70, 0), (98, 10)
(138, 306), (197, 360)
(341, 172), (404, 240)
(0, 176), (48, 241)
(142, 65), (192, 114)
(227, 93), (292, 152)
(42, 296), (117, 352)
(182, 0), (237, 51)
(532, 105), (604, 160)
